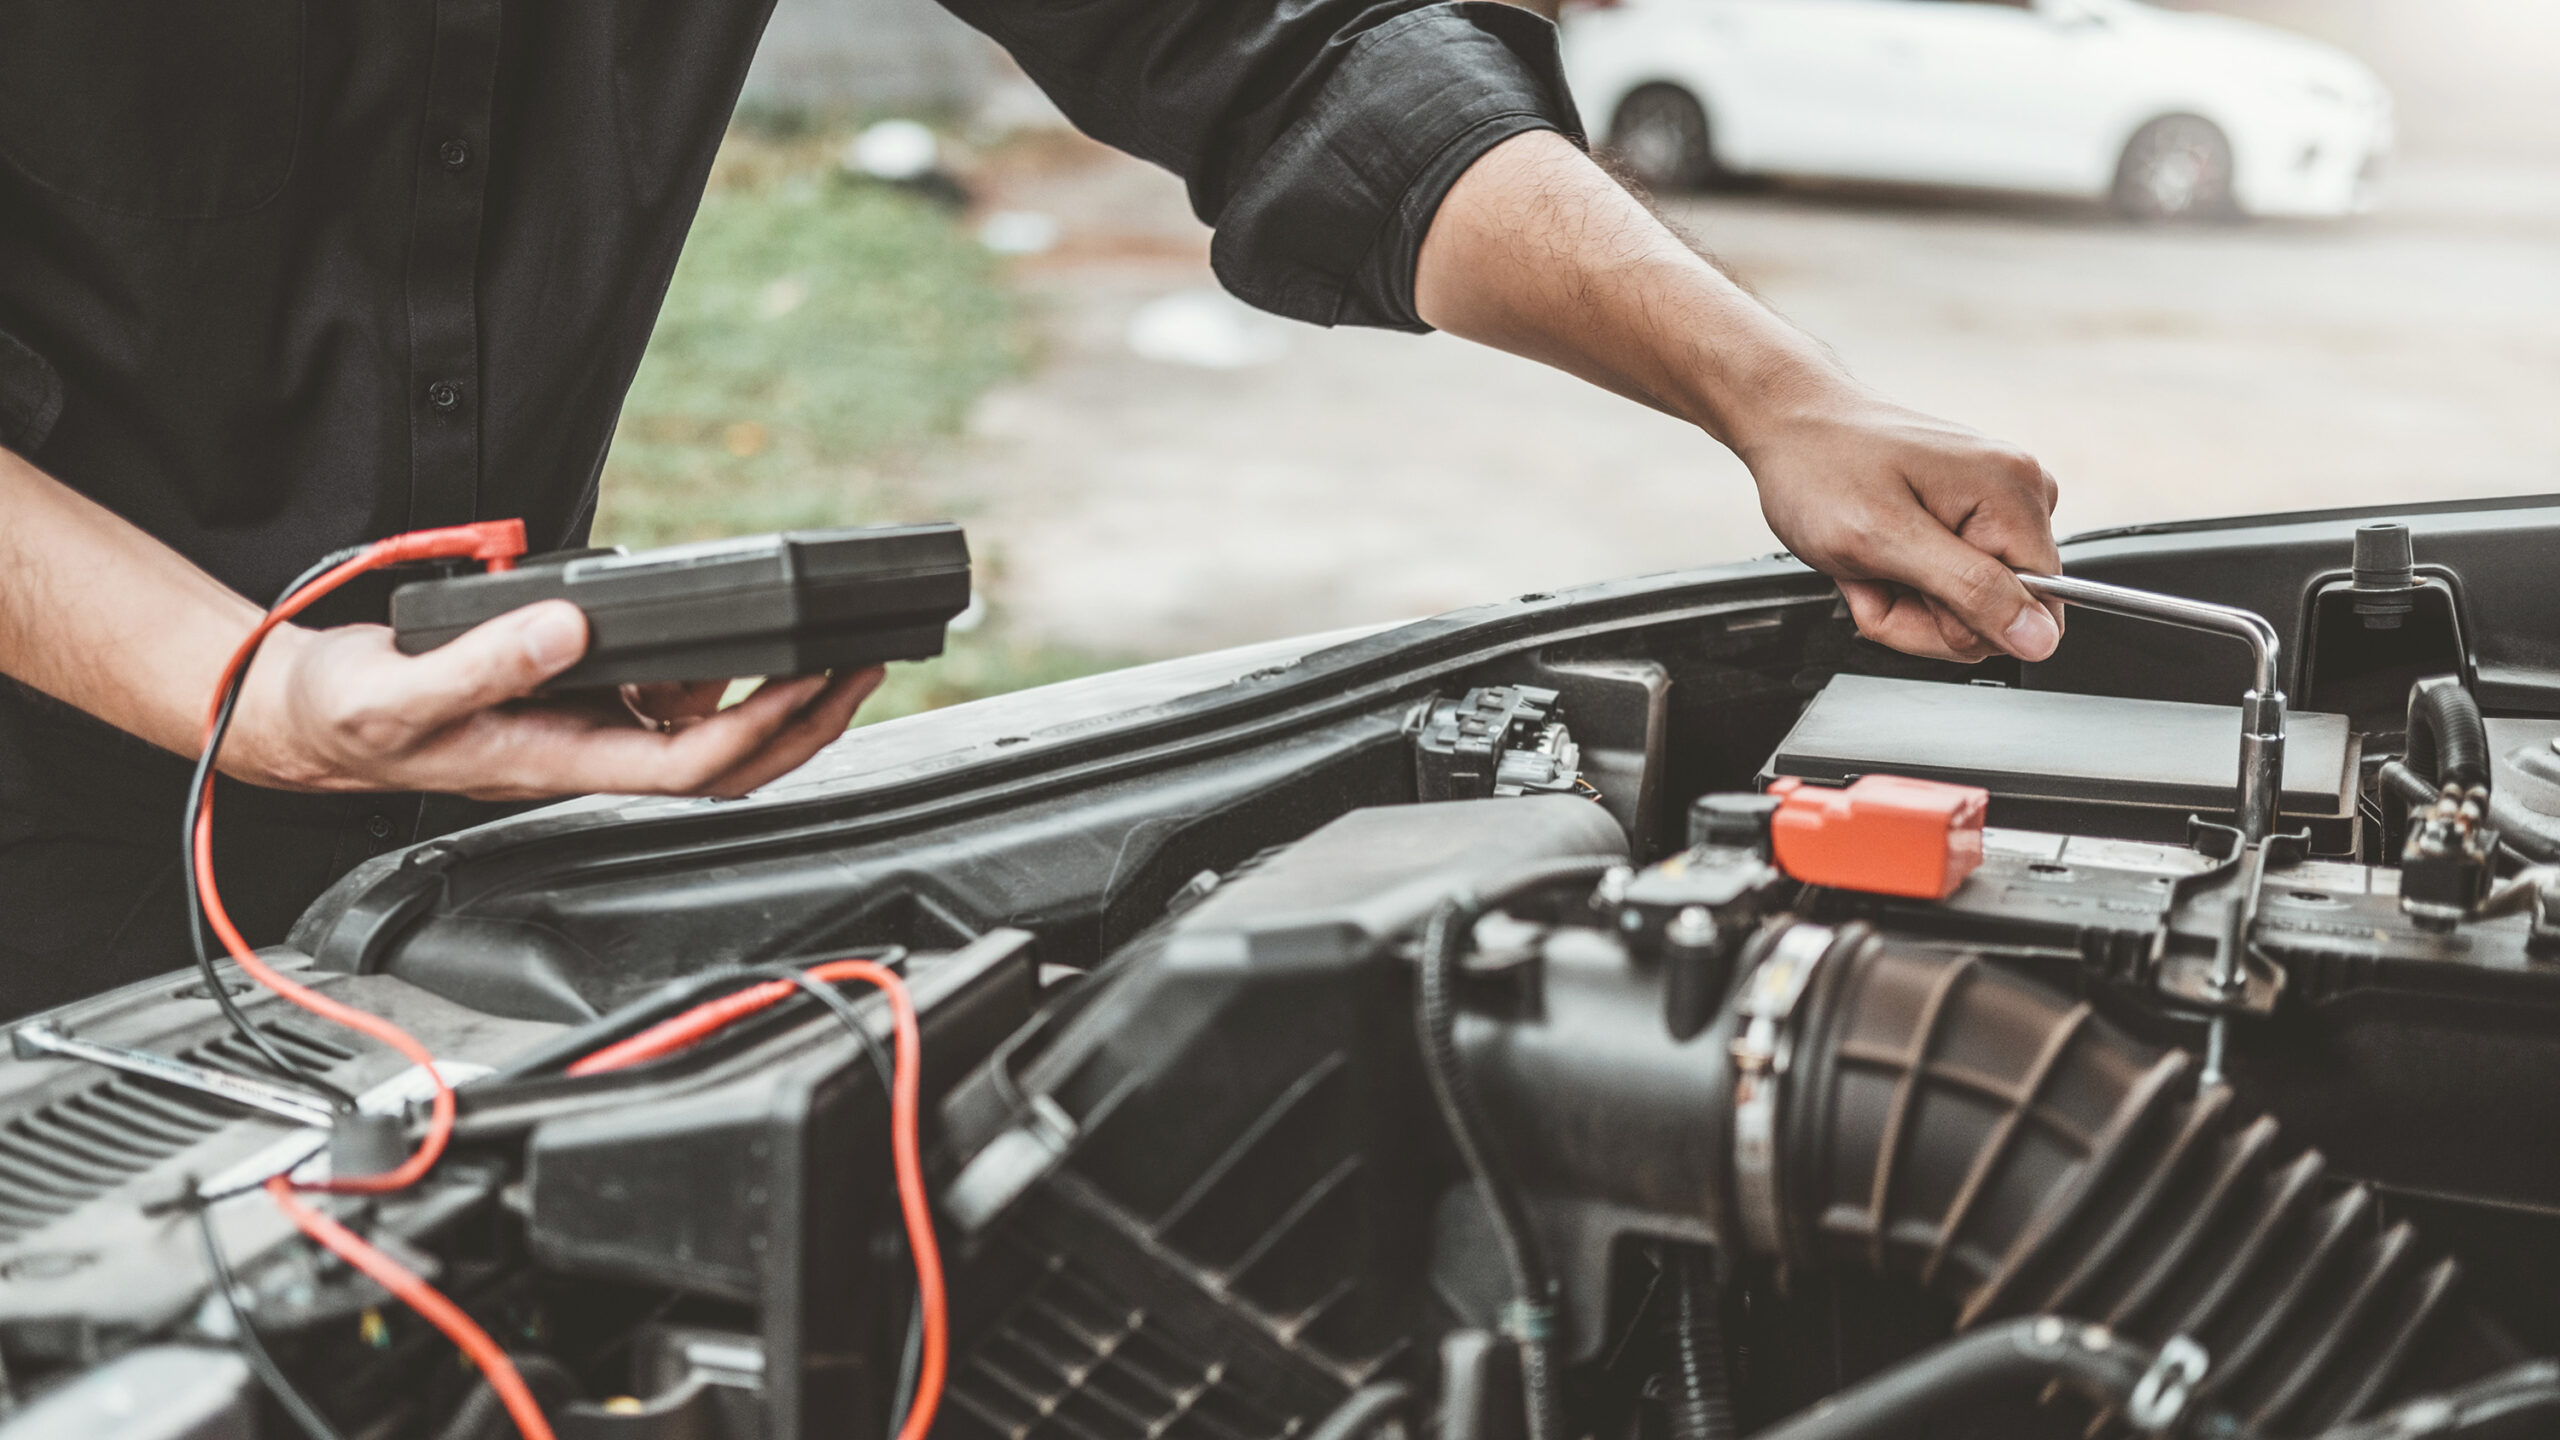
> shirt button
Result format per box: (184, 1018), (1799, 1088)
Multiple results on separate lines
(439, 138), (473, 171)
(365, 813), (396, 841)
(427, 380), (463, 412)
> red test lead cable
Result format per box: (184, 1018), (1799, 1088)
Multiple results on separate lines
(192, 520), (557, 1440)
(569, 959), (948, 1440)
(267, 1179), (555, 1431)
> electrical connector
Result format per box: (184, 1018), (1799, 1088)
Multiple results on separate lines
(372, 518), (528, 571)
(1766, 774), (1990, 900)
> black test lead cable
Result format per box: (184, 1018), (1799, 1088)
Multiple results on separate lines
(195, 1201), (351, 1440)
(181, 546), (373, 1111)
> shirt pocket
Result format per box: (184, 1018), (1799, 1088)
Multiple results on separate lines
(0, 0), (304, 220)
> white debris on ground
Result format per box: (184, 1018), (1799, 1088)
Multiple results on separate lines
(976, 210), (1062, 255)
(1124, 290), (1292, 370)
(845, 119), (941, 182)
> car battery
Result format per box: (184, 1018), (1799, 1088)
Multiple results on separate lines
(1758, 674), (2362, 853)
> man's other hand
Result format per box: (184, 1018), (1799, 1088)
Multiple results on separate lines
(229, 601), (881, 800)
(1414, 128), (2065, 666)
(1740, 387), (2063, 664)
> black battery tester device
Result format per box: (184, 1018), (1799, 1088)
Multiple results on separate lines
(389, 522), (971, 689)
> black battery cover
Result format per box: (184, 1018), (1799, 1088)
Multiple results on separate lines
(1760, 674), (2362, 851)
(390, 523), (971, 688)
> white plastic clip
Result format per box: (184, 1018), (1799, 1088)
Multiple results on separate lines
(2128, 1334), (2210, 1434)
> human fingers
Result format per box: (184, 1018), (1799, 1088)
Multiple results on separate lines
(411, 672), (833, 799)
(695, 667), (885, 797)
(1924, 445), (2066, 625)
(1859, 504), (2060, 662)
(1837, 579), (1987, 664)
(447, 668), (871, 799)
(365, 601), (591, 736)
(242, 611), (587, 790)
(623, 680), (730, 726)
(598, 673), (836, 794)
(1923, 595), (2003, 662)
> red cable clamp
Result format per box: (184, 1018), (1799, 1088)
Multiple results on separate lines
(372, 518), (528, 571)
(1766, 774), (1989, 900)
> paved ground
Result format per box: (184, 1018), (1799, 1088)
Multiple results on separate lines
(911, 133), (2560, 659)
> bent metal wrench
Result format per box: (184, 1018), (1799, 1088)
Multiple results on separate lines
(11, 1021), (338, 1128)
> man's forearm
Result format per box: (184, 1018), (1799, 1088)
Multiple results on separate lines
(0, 445), (264, 758)
(1412, 129), (1836, 455)
(0, 447), (882, 800)
(1409, 129), (2066, 665)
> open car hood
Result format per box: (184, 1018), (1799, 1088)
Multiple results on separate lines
(5, 491), (2560, 1440)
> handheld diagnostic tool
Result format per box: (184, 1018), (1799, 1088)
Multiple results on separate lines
(390, 522), (971, 688)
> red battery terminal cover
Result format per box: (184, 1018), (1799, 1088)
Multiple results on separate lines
(1766, 774), (1990, 900)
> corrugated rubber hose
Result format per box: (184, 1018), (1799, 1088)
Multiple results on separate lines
(1765, 923), (2521, 1437)
(1661, 1248), (1735, 1440)
(2406, 680), (2491, 793)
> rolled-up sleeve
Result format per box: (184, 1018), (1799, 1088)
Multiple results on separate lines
(932, 0), (1584, 331)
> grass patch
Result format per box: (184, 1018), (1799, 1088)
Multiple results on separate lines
(594, 131), (1022, 546)
(594, 126), (1128, 718)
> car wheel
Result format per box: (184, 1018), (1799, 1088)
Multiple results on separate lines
(2113, 115), (2237, 222)
(1607, 84), (1724, 194)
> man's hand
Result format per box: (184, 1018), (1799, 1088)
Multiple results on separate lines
(229, 604), (882, 801)
(1740, 390), (2061, 662)
(1414, 129), (2064, 663)
(0, 447), (877, 800)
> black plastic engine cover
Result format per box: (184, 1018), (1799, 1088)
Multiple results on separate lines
(520, 932), (1040, 1440)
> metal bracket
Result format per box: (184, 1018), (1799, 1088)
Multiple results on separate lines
(11, 1022), (338, 1128)
(2150, 819), (2305, 1017)
(2147, 817), (2312, 1090)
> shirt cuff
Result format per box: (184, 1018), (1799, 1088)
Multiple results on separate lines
(1209, 2), (1585, 333)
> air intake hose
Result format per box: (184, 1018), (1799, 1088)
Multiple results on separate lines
(1753, 923), (2516, 1437)
(2405, 679), (2491, 793)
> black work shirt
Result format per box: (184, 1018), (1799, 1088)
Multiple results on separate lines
(0, 0), (1580, 1017)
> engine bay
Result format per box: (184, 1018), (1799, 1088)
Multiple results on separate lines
(4, 500), (2560, 1440)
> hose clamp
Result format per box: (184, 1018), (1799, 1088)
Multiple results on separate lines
(1730, 922), (1836, 1257)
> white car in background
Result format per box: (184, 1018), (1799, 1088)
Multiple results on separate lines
(1562, 0), (2393, 219)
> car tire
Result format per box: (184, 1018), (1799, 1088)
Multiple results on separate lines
(2113, 115), (2238, 222)
(1607, 84), (1725, 194)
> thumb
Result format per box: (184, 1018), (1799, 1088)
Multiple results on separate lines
(1886, 525), (2060, 662)
(385, 600), (590, 729)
